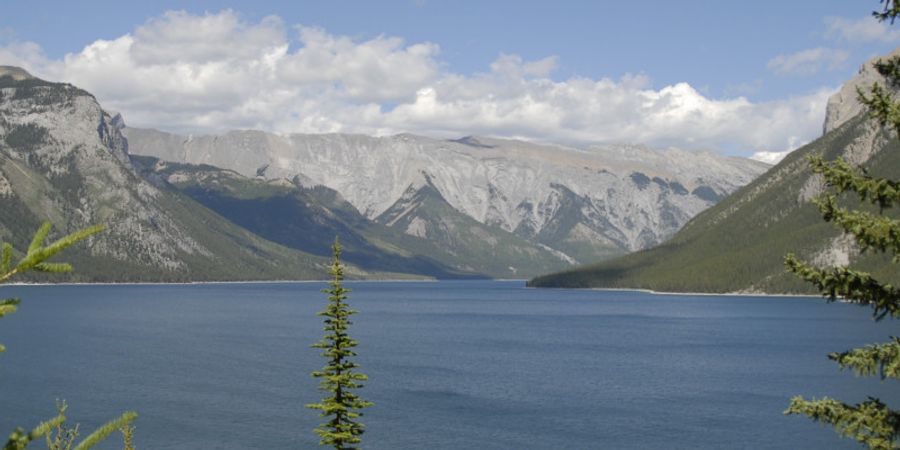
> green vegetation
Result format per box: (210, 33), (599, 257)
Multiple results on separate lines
(307, 239), (373, 449)
(1, 223), (137, 450)
(527, 113), (900, 292)
(783, 156), (900, 448)
(0, 153), (335, 282)
(783, 5), (900, 446)
(3, 124), (49, 152)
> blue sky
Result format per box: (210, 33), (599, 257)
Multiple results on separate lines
(2, 1), (898, 159)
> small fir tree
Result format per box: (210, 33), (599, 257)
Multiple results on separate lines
(1, 222), (137, 450)
(306, 238), (373, 449)
(783, 2), (900, 448)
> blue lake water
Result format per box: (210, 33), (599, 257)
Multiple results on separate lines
(0, 280), (897, 449)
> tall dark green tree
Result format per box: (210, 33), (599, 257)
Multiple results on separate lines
(307, 238), (372, 449)
(783, 2), (900, 448)
(1, 223), (137, 450)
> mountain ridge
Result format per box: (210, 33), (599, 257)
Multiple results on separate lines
(124, 125), (768, 265)
(0, 68), (396, 282)
(133, 154), (571, 278)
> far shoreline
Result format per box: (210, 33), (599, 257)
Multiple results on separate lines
(3, 279), (826, 298)
(526, 284), (823, 299)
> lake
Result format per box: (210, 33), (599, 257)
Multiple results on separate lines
(0, 281), (896, 449)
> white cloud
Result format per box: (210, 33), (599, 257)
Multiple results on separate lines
(749, 150), (790, 164)
(767, 47), (849, 75)
(278, 26), (441, 102)
(825, 16), (900, 43)
(0, 10), (835, 156)
(131, 10), (286, 65)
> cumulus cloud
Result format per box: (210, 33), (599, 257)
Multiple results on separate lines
(0, 10), (834, 156)
(825, 16), (900, 43)
(767, 47), (849, 75)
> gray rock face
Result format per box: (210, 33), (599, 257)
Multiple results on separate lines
(0, 69), (331, 281)
(824, 48), (900, 134)
(125, 129), (769, 263)
(0, 76), (206, 270)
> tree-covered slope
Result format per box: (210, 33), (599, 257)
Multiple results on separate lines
(528, 114), (900, 293)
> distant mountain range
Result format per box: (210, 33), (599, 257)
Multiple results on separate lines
(529, 50), (900, 293)
(0, 65), (767, 281)
(124, 125), (766, 277)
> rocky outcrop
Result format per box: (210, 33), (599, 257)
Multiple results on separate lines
(824, 48), (900, 134)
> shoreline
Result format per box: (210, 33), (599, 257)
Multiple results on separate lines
(3, 278), (443, 287)
(525, 285), (823, 299)
(2, 279), (825, 298)
(589, 286), (821, 299)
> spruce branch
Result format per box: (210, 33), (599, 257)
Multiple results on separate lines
(71, 412), (137, 450)
(0, 298), (19, 319)
(875, 0), (900, 23)
(830, 338), (900, 380)
(874, 56), (900, 89)
(808, 157), (900, 210)
(0, 297), (17, 353)
(785, 254), (900, 320)
(785, 396), (900, 450)
(119, 425), (135, 450)
(13, 223), (104, 275)
(3, 414), (65, 450)
(45, 401), (78, 450)
(811, 195), (900, 256)
(858, 83), (900, 137)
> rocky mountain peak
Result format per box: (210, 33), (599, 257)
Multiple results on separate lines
(0, 66), (35, 81)
(823, 47), (900, 134)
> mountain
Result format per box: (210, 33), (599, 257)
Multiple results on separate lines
(132, 155), (571, 278)
(528, 52), (900, 293)
(123, 128), (769, 267)
(0, 66), (376, 282)
(0, 65), (767, 281)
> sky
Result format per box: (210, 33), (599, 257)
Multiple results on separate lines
(1, 1), (899, 161)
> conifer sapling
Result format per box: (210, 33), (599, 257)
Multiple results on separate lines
(307, 238), (373, 449)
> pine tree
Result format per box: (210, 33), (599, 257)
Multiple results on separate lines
(1, 222), (138, 450)
(783, 2), (900, 448)
(306, 238), (373, 449)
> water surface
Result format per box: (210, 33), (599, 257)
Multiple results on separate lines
(0, 281), (896, 449)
